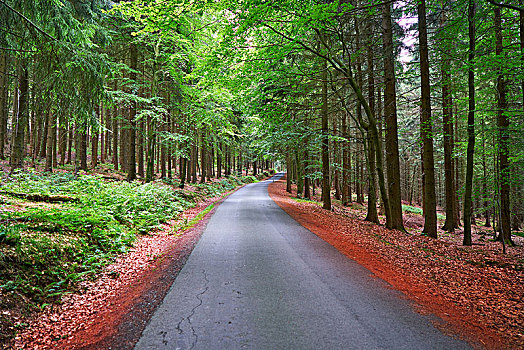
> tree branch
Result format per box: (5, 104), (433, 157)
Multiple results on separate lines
(0, 0), (57, 41)
(486, 0), (524, 12)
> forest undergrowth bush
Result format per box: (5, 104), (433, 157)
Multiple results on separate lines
(0, 171), (251, 316)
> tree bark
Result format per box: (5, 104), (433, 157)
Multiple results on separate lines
(79, 125), (88, 171)
(418, 0), (438, 238)
(127, 44), (137, 181)
(342, 112), (351, 206)
(200, 131), (206, 183)
(45, 112), (54, 172)
(0, 53), (7, 160)
(321, 57), (332, 210)
(9, 59), (29, 171)
(494, 7), (512, 245)
(441, 6), (457, 232)
(382, 2), (405, 231)
(364, 132), (379, 223)
(463, 0), (476, 246)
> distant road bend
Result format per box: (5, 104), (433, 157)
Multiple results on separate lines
(136, 173), (471, 350)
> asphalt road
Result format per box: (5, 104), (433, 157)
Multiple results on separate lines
(136, 174), (471, 350)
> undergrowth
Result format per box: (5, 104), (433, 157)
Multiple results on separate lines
(0, 171), (252, 315)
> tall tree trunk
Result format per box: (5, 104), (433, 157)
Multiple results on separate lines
(494, 7), (512, 245)
(521, 1), (524, 110)
(286, 153), (292, 193)
(138, 118), (145, 178)
(296, 149), (303, 197)
(342, 112), (351, 206)
(321, 57), (331, 210)
(67, 124), (73, 164)
(364, 132), (379, 223)
(79, 125), (88, 171)
(217, 143), (222, 179)
(382, 2), (405, 230)
(482, 147), (491, 228)
(58, 114), (66, 165)
(333, 116), (340, 200)
(33, 112), (43, 160)
(418, 0), (438, 238)
(304, 147), (311, 199)
(0, 53), (7, 160)
(45, 112), (54, 172)
(91, 107), (99, 169)
(191, 138), (197, 183)
(179, 156), (187, 189)
(100, 106), (105, 164)
(200, 131), (206, 183)
(9, 59), (29, 171)
(463, 0), (476, 246)
(441, 6), (457, 232)
(112, 106), (119, 171)
(127, 44), (138, 181)
(105, 104), (112, 159)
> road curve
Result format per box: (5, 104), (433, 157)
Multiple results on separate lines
(135, 174), (471, 350)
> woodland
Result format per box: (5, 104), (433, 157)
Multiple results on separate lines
(0, 0), (523, 347)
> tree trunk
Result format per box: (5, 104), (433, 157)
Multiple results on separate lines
(58, 114), (66, 165)
(304, 147), (311, 199)
(418, 0), (438, 238)
(191, 138), (197, 183)
(100, 106), (105, 164)
(79, 126), (87, 171)
(364, 132), (379, 223)
(127, 44), (137, 181)
(67, 124), (73, 164)
(296, 149), (303, 197)
(112, 106), (119, 171)
(217, 143), (222, 179)
(463, 0), (476, 246)
(9, 59), (29, 171)
(200, 131), (206, 183)
(321, 57), (331, 210)
(342, 112), (351, 206)
(138, 118), (145, 178)
(494, 7), (512, 245)
(0, 53), (7, 160)
(333, 115), (340, 200)
(383, 3), (405, 231)
(145, 128), (155, 182)
(179, 156), (187, 189)
(441, 6), (457, 232)
(285, 153), (292, 193)
(45, 112), (55, 172)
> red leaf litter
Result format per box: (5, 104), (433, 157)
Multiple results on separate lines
(268, 177), (524, 350)
(13, 190), (237, 350)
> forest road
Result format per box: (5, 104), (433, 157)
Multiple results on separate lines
(135, 173), (471, 350)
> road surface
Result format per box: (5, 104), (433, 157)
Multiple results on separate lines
(136, 174), (471, 349)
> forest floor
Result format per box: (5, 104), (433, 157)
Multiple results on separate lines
(268, 177), (524, 350)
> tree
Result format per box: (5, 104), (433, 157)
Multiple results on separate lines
(382, 1), (405, 231)
(463, 0), (476, 246)
(418, 0), (438, 238)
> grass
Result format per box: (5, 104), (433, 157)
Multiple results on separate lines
(292, 197), (322, 205)
(176, 204), (215, 232)
(402, 204), (445, 221)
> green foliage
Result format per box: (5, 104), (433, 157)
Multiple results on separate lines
(403, 205), (445, 221)
(402, 205), (423, 215)
(0, 172), (249, 307)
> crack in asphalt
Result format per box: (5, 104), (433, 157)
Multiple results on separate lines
(187, 269), (209, 350)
